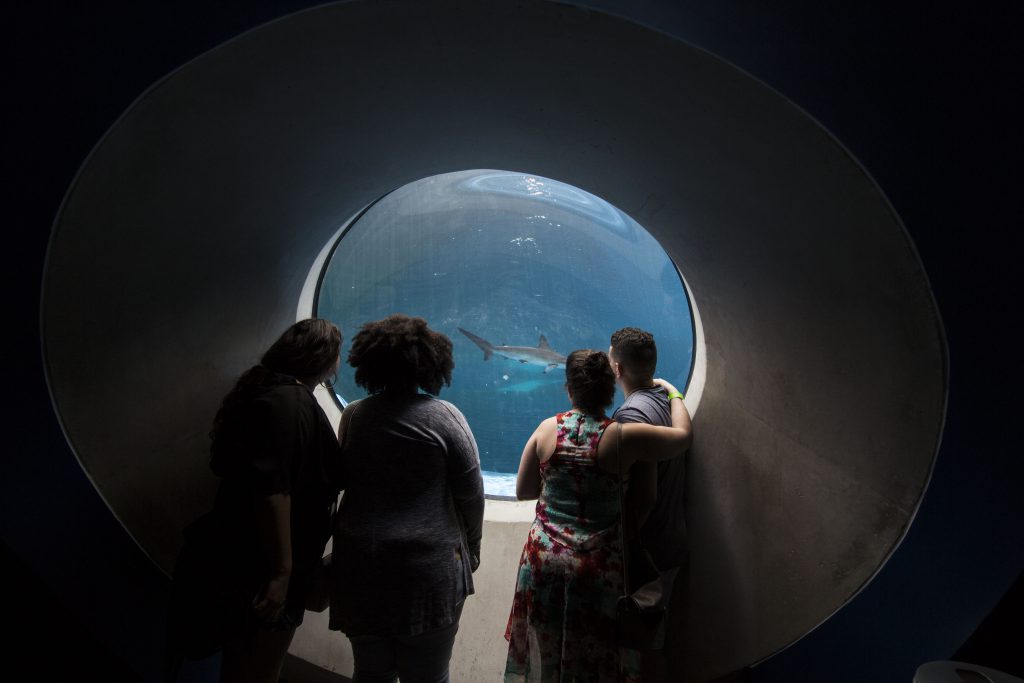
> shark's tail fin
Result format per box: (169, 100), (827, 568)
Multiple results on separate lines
(458, 328), (494, 361)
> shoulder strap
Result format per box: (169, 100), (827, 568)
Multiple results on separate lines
(616, 422), (630, 595)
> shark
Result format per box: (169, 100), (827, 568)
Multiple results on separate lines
(458, 328), (567, 373)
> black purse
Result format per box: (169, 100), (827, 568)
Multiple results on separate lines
(614, 422), (669, 651)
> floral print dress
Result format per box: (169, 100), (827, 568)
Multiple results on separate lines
(504, 409), (640, 683)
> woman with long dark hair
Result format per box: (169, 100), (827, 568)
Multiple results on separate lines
(504, 349), (692, 682)
(206, 318), (343, 683)
(329, 314), (484, 683)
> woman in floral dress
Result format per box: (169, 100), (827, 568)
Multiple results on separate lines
(504, 349), (692, 682)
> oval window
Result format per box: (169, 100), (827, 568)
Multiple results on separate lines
(316, 170), (695, 497)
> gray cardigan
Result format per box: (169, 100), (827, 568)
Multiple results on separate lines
(329, 393), (484, 636)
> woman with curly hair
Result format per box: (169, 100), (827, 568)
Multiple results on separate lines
(200, 318), (343, 683)
(329, 314), (484, 683)
(504, 350), (692, 683)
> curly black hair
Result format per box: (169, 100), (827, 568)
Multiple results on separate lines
(609, 326), (657, 380)
(348, 314), (454, 395)
(565, 349), (615, 416)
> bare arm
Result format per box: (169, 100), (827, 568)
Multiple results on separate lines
(619, 420), (689, 462)
(516, 430), (542, 501)
(602, 380), (692, 472)
(252, 492), (292, 621)
(634, 377), (693, 456)
(516, 418), (555, 500)
(243, 388), (306, 622)
(657, 377), (693, 434)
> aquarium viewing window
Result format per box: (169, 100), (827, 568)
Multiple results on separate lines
(315, 170), (695, 498)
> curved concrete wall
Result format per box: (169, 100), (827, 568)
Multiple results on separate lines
(41, 1), (946, 679)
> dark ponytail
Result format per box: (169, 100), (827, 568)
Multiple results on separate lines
(565, 349), (615, 416)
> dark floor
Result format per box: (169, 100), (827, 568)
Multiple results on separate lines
(2, 538), (142, 682)
(281, 654), (351, 683)
(1, 535), (358, 682)
(4, 529), (1020, 681)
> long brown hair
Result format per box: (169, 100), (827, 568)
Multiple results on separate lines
(210, 318), (342, 442)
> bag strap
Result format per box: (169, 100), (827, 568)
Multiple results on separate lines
(616, 421), (630, 596)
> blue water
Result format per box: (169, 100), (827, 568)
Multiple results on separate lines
(316, 170), (693, 497)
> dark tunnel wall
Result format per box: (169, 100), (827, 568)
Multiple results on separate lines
(7, 1), (1023, 681)
(40, 0), (946, 677)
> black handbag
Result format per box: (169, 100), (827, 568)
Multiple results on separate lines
(614, 422), (669, 651)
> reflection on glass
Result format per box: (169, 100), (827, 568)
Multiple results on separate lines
(316, 170), (694, 497)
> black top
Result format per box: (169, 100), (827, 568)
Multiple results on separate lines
(330, 393), (484, 636)
(614, 386), (689, 570)
(210, 381), (341, 623)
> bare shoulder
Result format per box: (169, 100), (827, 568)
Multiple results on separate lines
(534, 416), (559, 463)
(536, 416), (558, 435)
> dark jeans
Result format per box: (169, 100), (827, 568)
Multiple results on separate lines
(349, 603), (464, 683)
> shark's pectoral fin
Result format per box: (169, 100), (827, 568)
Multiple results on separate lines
(483, 350), (492, 361)
(544, 364), (558, 373)
(519, 359), (528, 363)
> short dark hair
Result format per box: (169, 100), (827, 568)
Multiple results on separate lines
(609, 327), (657, 379)
(565, 349), (615, 416)
(348, 314), (453, 395)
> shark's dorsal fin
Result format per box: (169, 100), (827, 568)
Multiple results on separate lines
(538, 334), (551, 350)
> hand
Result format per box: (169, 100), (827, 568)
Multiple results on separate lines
(252, 571), (290, 623)
(652, 377), (678, 395)
(469, 548), (481, 572)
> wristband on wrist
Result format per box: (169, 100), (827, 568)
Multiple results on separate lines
(667, 391), (685, 401)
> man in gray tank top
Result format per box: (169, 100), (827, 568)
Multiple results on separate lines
(609, 327), (692, 682)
